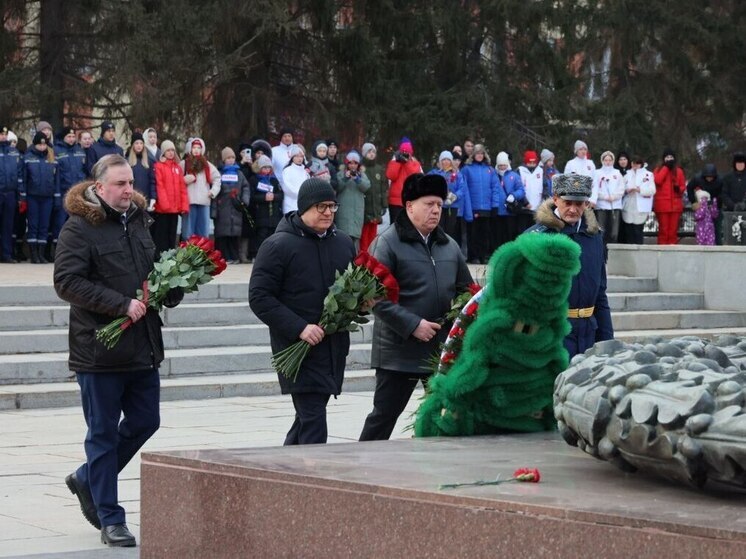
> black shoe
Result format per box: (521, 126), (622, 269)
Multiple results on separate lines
(37, 245), (49, 264)
(0, 257), (17, 263)
(101, 523), (136, 547)
(29, 244), (40, 264)
(467, 258), (480, 265)
(65, 472), (101, 530)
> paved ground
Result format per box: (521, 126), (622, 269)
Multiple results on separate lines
(0, 390), (422, 558)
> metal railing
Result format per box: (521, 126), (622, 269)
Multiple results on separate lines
(643, 209), (695, 237)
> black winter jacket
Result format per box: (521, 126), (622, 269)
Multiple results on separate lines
(249, 213), (356, 395)
(54, 182), (181, 373)
(370, 212), (472, 373)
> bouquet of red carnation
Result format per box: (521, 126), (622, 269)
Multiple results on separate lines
(95, 235), (227, 349)
(272, 250), (399, 382)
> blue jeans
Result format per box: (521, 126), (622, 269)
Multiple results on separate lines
(75, 368), (160, 527)
(181, 204), (210, 239)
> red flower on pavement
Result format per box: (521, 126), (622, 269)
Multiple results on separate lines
(439, 467), (542, 489)
(513, 468), (541, 482)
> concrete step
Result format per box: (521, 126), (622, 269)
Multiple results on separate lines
(0, 343), (373, 385)
(607, 292), (703, 312)
(0, 369), (378, 411)
(0, 275), (655, 309)
(0, 301), (262, 330)
(606, 275), (657, 293)
(0, 282), (249, 306)
(0, 289), (690, 332)
(612, 309), (746, 331)
(0, 322), (375, 354)
(615, 327), (746, 342)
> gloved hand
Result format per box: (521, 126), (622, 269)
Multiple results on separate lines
(18, 200), (27, 214)
(163, 286), (184, 308)
(147, 199), (156, 212)
(506, 194), (515, 203)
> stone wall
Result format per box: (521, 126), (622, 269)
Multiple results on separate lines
(608, 245), (746, 311)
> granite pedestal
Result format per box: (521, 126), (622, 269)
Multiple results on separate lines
(140, 433), (746, 558)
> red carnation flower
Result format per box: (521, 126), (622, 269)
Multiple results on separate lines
(468, 283), (482, 296)
(449, 326), (464, 338)
(464, 302), (478, 317)
(513, 468), (541, 483)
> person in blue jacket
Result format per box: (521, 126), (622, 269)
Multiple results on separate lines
(525, 174), (613, 357)
(86, 121), (124, 177)
(428, 150), (471, 242)
(0, 125), (23, 263)
(492, 150), (526, 251)
(125, 132), (156, 208)
(20, 132), (60, 263)
(53, 127), (87, 251)
(461, 144), (498, 264)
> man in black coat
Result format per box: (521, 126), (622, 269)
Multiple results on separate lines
(249, 178), (356, 445)
(54, 154), (182, 548)
(85, 121), (124, 177)
(359, 173), (472, 441)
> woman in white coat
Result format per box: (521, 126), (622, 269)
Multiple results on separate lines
(621, 155), (656, 244)
(592, 151), (625, 244)
(180, 137), (221, 239)
(281, 144), (309, 215)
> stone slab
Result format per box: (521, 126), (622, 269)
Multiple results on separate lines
(140, 433), (746, 559)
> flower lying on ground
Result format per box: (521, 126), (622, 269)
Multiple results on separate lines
(438, 467), (542, 490)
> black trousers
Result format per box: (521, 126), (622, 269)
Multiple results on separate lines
(623, 221), (645, 245)
(467, 215), (491, 262)
(439, 207), (461, 241)
(284, 392), (331, 445)
(490, 215), (519, 253)
(359, 368), (429, 441)
(150, 213), (179, 257)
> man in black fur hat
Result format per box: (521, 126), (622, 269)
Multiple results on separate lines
(359, 173), (472, 441)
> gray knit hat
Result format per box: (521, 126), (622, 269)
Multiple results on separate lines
(361, 142), (376, 158)
(540, 149), (555, 165)
(297, 178), (337, 215)
(552, 174), (592, 201)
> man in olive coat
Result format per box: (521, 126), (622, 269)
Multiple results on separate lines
(359, 173), (473, 441)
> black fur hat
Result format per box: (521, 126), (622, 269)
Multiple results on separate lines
(401, 173), (448, 204)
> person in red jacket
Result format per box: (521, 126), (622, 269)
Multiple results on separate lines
(152, 140), (189, 255)
(653, 148), (686, 244)
(386, 136), (423, 222)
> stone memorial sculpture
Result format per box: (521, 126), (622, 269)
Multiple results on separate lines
(554, 336), (746, 488)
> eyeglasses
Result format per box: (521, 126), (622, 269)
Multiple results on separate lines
(315, 203), (339, 213)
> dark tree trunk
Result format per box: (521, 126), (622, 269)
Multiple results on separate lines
(39, 0), (65, 129)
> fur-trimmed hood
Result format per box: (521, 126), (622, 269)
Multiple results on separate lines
(64, 181), (147, 225)
(534, 199), (599, 235)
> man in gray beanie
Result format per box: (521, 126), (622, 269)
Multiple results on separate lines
(249, 178), (356, 445)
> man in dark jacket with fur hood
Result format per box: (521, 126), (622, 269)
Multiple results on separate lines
(249, 178), (356, 445)
(525, 174), (613, 357)
(54, 154), (182, 548)
(359, 173), (472, 441)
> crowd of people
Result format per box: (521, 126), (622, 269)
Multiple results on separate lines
(2, 120), (746, 265)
